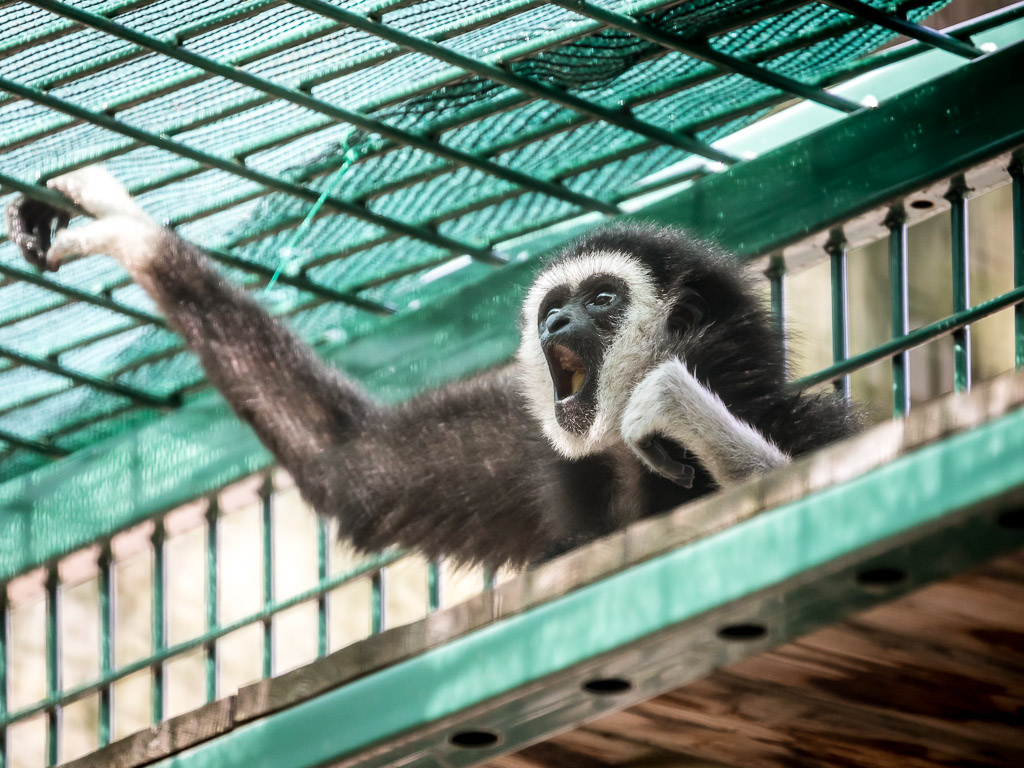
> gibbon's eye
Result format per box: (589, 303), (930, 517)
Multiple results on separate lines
(588, 290), (617, 308)
(670, 290), (711, 333)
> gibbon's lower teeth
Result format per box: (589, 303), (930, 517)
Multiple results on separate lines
(571, 369), (585, 395)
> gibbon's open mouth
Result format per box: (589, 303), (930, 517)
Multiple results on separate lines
(546, 344), (587, 402)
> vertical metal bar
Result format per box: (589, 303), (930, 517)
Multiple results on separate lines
(766, 254), (786, 338)
(151, 520), (166, 724)
(947, 176), (972, 392)
(204, 500), (218, 703)
(45, 570), (60, 766)
(0, 587), (8, 768)
(825, 230), (851, 401)
(427, 561), (441, 613)
(371, 569), (385, 635)
(1010, 154), (1024, 370)
(97, 545), (114, 747)
(261, 477), (274, 679)
(483, 568), (496, 591)
(886, 206), (910, 418)
(316, 517), (329, 659)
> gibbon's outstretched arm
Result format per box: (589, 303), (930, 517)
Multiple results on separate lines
(6, 167), (368, 472)
(5, 168), (555, 567)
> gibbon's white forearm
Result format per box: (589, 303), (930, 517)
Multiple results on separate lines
(621, 357), (790, 485)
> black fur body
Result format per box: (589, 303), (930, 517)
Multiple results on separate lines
(7, 183), (859, 568)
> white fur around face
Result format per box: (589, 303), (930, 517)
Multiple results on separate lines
(516, 250), (667, 458)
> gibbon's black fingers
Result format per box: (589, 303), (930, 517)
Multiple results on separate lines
(635, 436), (695, 488)
(5, 196), (70, 271)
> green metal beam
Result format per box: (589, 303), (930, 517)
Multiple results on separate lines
(553, 0), (861, 114)
(634, 40), (1024, 257)
(289, 0), (738, 165)
(147, 400), (1024, 768)
(0, 77), (500, 263)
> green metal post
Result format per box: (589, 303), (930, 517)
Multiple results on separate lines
(766, 255), (786, 364)
(45, 570), (60, 766)
(261, 478), (274, 678)
(316, 518), (329, 659)
(427, 561), (441, 613)
(371, 570), (385, 635)
(946, 176), (972, 392)
(1011, 154), (1024, 370)
(825, 230), (851, 400)
(98, 546), (114, 746)
(886, 207), (910, 417)
(483, 568), (496, 591)
(151, 521), (166, 724)
(0, 588), (7, 768)
(205, 501), (219, 703)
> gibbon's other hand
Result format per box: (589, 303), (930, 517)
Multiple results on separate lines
(6, 166), (161, 276)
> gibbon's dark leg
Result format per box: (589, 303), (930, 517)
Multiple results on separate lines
(621, 357), (790, 486)
(6, 167), (556, 567)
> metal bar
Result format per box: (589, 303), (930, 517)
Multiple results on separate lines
(1011, 153), (1024, 370)
(316, 517), (329, 659)
(140, 400), (1024, 768)
(0, 588), (7, 768)
(947, 176), (972, 392)
(825, 230), (851, 400)
(371, 569), (385, 634)
(427, 561), (441, 613)
(822, 0), (985, 59)
(887, 207), (910, 418)
(261, 479), (274, 679)
(795, 285), (1024, 390)
(0, 78), (500, 264)
(205, 501), (219, 704)
(637, 41), (1024, 258)
(27, 0), (617, 219)
(151, 520), (166, 725)
(553, 0), (860, 113)
(0, 342), (178, 409)
(45, 569), (60, 766)
(483, 568), (496, 591)
(290, 0), (737, 165)
(766, 255), (786, 363)
(0, 427), (68, 456)
(0, 549), (402, 729)
(97, 545), (114, 747)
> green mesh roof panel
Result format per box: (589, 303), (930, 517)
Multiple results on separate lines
(0, 0), (953, 481)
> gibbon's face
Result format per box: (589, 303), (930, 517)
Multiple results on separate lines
(518, 249), (665, 458)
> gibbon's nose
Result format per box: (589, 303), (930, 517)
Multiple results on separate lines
(544, 307), (573, 335)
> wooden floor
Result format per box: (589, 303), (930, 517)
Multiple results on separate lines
(490, 549), (1024, 768)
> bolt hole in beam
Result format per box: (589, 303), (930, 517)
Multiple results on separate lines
(716, 622), (767, 641)
(855, 565), (908, 590)
(997, 509), (1024, 529)
(581, 676), (633, 695)
(910, 198), (935, 209)
(448, 729), (501, 748)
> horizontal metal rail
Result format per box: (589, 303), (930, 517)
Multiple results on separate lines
(0, 547), (403, 728)
(0, 427), (69, 456)
(290, 0), (738, 165)
(823, 0), (986, 59)
(0, 78), (502, 264)
(795, 285), (1024, 389)
(553, 0), (860, 113)
(28, 0), (618, 218)
(0, 342), (178, 408)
